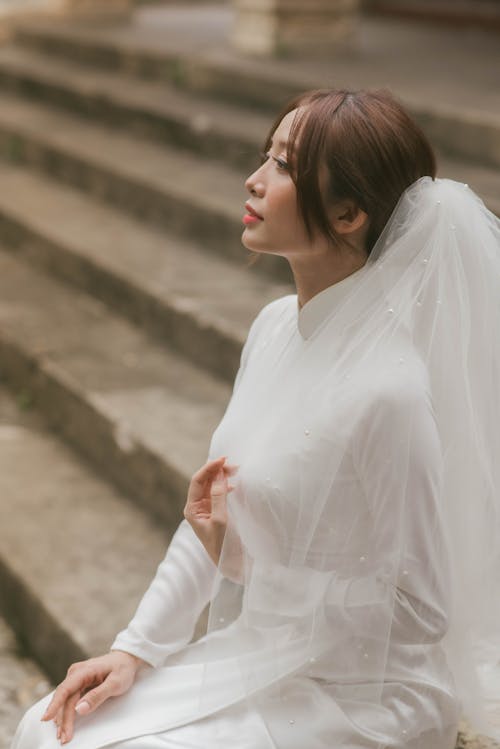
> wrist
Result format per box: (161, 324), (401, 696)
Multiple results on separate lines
(111, 649), (147, 672)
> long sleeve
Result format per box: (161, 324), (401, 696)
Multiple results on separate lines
(110, 520), (218, 667)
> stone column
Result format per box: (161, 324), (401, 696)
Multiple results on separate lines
(231, 0), (360, 56)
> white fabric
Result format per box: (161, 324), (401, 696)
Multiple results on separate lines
(12, 692), (275, 749)
(11, 177), (500, 749)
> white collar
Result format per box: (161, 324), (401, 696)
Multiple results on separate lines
(297, 265), (367, 340)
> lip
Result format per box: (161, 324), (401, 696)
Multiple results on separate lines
(244, 203), (263, 220)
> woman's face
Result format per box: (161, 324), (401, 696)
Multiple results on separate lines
(243, 108), (325, 258)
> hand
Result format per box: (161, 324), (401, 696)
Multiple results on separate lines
(41, 650), (145, 744)
(183, 456), (237, 566)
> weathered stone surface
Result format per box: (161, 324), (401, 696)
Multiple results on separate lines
(232, 0), (361, 56)
(0, 246), (234, 526)
(0, 153), (290, 381)
(10, 7), (500, 170)
(0, 615), (51, 749)
(0, 381), (173, 684)
(456, 721), (500, 749)
(56, 0), (131, 14)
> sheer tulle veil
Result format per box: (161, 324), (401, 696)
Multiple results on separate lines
(369, 177), (500, 734)
(198, 176), (500, 745)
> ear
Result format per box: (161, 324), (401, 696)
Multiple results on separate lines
(330, 200), (369, 237)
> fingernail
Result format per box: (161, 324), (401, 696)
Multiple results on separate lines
(75, 700), (90, 716)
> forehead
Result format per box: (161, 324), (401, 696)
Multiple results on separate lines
(272, 108), (300, 148)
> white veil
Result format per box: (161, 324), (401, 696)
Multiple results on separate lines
(186, 176), (500, 747)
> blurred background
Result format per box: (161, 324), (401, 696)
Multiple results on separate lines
(0, 1), (498, 747)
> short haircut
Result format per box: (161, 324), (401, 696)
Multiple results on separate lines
(262, 89), (437, 254)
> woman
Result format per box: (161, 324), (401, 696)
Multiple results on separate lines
(11, 89), (500, 749)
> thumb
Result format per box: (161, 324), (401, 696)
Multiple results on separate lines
(75, 679), (118, 716)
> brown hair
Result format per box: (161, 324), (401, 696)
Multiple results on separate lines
(261, 88), (436, 255)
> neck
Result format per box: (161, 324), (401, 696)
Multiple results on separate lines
(289, 250), (368, 309)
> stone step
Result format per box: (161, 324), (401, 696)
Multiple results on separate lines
(0, 614), (51, 749)
(12, 14), (500, 169)
(0, 43), (268, 173)
(0, 90), (291, 283)
(0, 161), (290, 384)
(0, 246), (232, 525)
(13, 16), (296, 113)
(0, 382), (173, 684)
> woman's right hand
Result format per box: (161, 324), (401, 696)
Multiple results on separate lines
(41, 650), (146, 744)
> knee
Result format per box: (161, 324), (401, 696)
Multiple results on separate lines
(11, 693), (57, 749)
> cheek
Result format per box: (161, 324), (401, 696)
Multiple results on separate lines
(267, 184), (301, 227)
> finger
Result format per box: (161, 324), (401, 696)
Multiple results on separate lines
(60, 691), (81, 744)
(192, 457), (227, 484)
(42, 676), (85, 722)
(74, 676), (121, 716)
(54, 707), (63, 741)
(223, 464), (239, 477)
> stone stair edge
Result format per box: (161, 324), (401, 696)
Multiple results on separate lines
(0, 90), (292, 282)
(11, 20), (500, 169)
(0, 161), (260, 386)
(0, 43), (268, 174)
(0, 90), (496, 289)
(0, 328), (186, 528)
(0, 545), (88, 685)
(0, 381), (174, 685)
(0, 249), (232, 529)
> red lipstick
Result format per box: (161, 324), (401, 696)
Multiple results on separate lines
(243, 214), (261, 226)
(243, 203), (263, 225)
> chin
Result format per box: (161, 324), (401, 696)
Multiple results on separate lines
(242, 235), (276, 255)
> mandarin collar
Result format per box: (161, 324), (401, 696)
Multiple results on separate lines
(297, 265), (367, 340)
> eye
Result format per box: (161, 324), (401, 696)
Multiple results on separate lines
(260, 151), (289, 172)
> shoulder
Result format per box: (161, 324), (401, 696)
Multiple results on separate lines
(235, 294), (296, 380)
(245, 293), (296, 346)
(253, 294), (297, 327)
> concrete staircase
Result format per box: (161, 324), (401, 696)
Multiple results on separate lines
(0, 4), (498, 747)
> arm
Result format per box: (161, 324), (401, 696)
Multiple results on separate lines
(110, 519), (218, 667)
(42, 506), (221, 742)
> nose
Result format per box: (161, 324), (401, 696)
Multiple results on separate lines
(245, 163), (265, 197)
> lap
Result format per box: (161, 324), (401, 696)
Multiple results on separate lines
(11, 693), (276, 749)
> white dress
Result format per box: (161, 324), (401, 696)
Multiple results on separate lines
(12, 269), (461, 749)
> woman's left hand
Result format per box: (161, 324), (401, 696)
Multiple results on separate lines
(183, 457), (237, 566)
